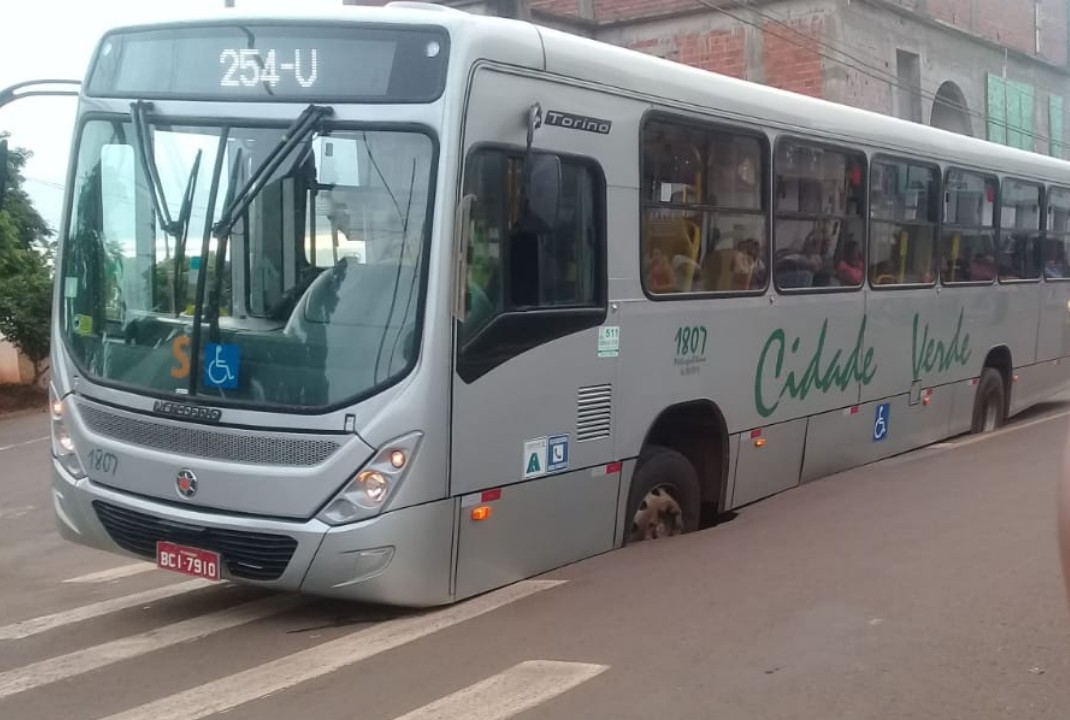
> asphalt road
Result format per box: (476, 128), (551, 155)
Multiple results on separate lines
(2, 402), (1070, 720)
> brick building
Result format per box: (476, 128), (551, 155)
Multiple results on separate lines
(356, 0), (1070, 157)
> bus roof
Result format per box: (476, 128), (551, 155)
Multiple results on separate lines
(99, 2), (1070, 183)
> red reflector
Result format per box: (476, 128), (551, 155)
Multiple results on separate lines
(926, 388), (933, 396)
(850, 406), (859, 415)
(605, 461), (623, 474)
(481, 488), (502, 503)
(750, 428), (762, 439)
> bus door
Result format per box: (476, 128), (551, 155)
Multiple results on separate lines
(448, 71), (621, 599)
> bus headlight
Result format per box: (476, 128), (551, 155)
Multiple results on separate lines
(317, 432), (423, 525)
(49, 388), (85, 479)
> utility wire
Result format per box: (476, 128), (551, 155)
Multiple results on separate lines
(683, 0), (1061, 149)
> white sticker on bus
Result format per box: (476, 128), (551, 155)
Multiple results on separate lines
(598, 326), (620, 358)
(523, 437), (548, 479)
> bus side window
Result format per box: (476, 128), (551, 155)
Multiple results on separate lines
(868, 158), (938, 286)
(942, 170), (997, 284)
(998, 179), (1042, 281)
(461, 149), (601, 342)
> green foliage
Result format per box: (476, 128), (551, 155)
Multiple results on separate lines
(0, 131), (55, 382)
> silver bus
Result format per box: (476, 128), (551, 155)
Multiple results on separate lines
(47, 2), (1070, 607)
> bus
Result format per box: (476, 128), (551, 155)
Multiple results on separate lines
(45, 2), (1070, 607)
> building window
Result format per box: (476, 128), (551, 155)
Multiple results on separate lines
(640, 118), (768, 294)
(896, 50), (922, 124)
(773, 139), (865, 290)
(987, 74), (1036, 151)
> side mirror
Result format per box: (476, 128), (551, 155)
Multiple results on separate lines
(0, 139), (8, 213)
(519, 153), (561, 235)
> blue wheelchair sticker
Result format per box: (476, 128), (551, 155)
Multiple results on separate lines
(203, 343), (240, 390)
(547, 434), (570, 473)
(873, 403), (890, 442)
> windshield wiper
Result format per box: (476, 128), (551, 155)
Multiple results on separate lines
(188, 130), (233, 395)
(187, 104), (332, 394)
(130, 100), (201, 314)
(212, 104), (332, 240)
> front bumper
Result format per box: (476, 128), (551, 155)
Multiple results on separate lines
(51, 459), (457, 607)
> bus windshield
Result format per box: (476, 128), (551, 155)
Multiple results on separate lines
(60, 117), (434, 410)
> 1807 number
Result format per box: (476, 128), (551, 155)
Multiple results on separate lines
(674, 325), (708, 357)
(86, 448), (119, 476)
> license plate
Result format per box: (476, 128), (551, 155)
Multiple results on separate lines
(156, 541), (221, 582)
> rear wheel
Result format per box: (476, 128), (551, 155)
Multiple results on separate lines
(971, 367), (1006, 434)
(625, 445), (701, 544)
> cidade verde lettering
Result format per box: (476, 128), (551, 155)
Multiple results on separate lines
(754, 316), (877, 418)
(911, 308), (972, 380)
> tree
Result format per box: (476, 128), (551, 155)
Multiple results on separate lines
(0, 132), (54, 384)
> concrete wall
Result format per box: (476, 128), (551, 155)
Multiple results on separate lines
(360, 0), (1070, 151)
(0, 334), (33, 385)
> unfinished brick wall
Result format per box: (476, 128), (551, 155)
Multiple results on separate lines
(761, 15), (825, 98)
(926, 0), (1067, 66)
(672, 27), (747, 78)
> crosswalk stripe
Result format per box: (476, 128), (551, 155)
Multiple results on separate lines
(0, 594), (299, 700)
(0, 579), (215, 641)
(97, 579), (565, 720)
(390, 660), (609, 720)
(0, 436), (48, 453)
(63, 563), (157, 584)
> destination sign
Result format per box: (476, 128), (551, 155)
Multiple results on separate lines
(86, 23), (450, 103)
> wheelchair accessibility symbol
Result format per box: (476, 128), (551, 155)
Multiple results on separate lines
(203, 343), (240, 390)
(873, 402), (890, 442)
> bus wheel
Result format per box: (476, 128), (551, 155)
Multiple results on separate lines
(625, 446), (701, 544)
(971, 367), (1006, 434)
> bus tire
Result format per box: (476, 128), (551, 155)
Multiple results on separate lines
(624, 445), (701, 545)
(971, 367), (1006, 434)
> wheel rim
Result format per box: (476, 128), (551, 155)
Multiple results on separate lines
(630, 485), (684, 542)
(983, 392), (999, 432)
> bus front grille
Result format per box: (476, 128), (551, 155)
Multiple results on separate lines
(78, 402), (341, 467)
(93, 501), (298, 582)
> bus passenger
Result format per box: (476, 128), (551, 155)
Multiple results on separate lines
(836, 240), (863, 285)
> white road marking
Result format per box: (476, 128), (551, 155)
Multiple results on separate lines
(390, 660), (608, 720)
(98, 579), (565, 720)
(0, 505), (36, 521)
(0, 595), (298, 700)
(0, 436), (48, 453)
(63, 562), (157, 584)
(0, 579), (215, 641)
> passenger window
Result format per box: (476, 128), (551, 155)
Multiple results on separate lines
(1045, 187), (1070, 281)
(998, 180), (1042, 281)
(868, 159), (937, 286)
(640, 119), (767, 294)
(942, 170), (997, 284)
(461, 149), (601, 340)
(774, 140), (865, 290)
